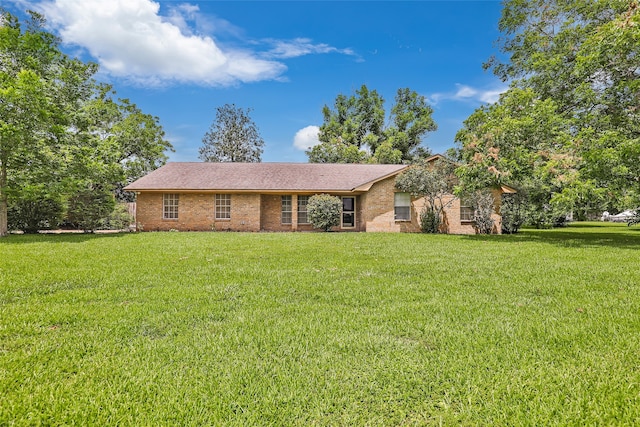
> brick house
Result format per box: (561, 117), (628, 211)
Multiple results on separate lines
(124, 156), (513, 234)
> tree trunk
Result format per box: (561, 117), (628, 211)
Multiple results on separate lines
(0, 197), (7, 237)
(0, 163), (7, 237)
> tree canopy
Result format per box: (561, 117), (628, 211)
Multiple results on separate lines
(199, 104), (264, 163)
(307, 85), (436, 164)
(0, 10), (171, 236)
(456, 0), (640, 222)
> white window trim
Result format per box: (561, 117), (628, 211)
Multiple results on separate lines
(460, 200), (474, 222)
(163, 193), (179, 220)
(215, 194), (231, 220)
(281, 195), (292, 224)
(394, 192), (411, 222)
(297, 196), (310, 224)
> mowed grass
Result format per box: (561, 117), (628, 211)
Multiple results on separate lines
(1, 224), (639, 425)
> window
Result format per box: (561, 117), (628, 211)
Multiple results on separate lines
(281, 196), (292, 224)
(297, 196), (309, 224)
(342, 197), (355, 228)
(163, 194), (179, 219)
(460, 200), (474, 222)
(394, 192), (411, 221)
(215, 194), (231, 220)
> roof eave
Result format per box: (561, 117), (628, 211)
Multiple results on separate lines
(351, 166), (409, 192)
(123, 188), (367, 195)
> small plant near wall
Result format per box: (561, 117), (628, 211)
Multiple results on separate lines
(468, 190), (495, 234)
(419, 208), (440, 233)
(307, 194), (342, 232)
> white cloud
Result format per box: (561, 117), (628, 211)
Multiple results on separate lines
(429, 83), (508, 106)
(454, 85), (478, 99)
(264, 38), (356, 59)
(36, 0), (286, 86)
(477, 89), (505, 104)
(293, 126), (320, 151)
(164, 4), (200, 35)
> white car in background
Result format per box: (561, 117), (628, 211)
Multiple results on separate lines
(608, 210), (636, 223)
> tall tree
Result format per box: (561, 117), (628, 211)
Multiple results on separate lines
(308, 85), (436, 164)
(385, 88), (437, 161)
(199, 104), (264, 162)
(478, 0), (640, 211)
(0, 10), (97, 237)
(70, 86), (172, 201)
(1, 11), (172, 235)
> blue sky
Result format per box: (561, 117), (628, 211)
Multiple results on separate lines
(7, 0), (507, 162)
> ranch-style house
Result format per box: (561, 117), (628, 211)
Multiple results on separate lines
(124, 155), (514, 234)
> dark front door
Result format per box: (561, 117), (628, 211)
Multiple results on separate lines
(342, 197), (355, 228)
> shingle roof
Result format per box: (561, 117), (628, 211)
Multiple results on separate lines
(124, 162), (409, 192)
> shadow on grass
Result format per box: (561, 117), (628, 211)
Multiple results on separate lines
(461, 225), (640, 249)
(0, 232), (130, 245)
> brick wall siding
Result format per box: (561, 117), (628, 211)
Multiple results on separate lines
(134, 184), (504, 234)
(360, 177), (503, 234)
(136, 192), (260, 232)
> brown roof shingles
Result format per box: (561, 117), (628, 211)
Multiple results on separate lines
(124, 162), (408, 192)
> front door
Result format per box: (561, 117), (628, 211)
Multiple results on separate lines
(342, 197), (355, 229)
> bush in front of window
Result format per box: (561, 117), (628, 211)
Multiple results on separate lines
(395, 157), (456, 234)
(307, 194), (342, 232)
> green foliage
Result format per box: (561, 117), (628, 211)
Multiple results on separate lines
(395, 158), (456, 233)
(0, 11), (170, 237)
(102, 203), (134, 230)
(66, 187), (116, 232)
(306, 140), (370, 164)
(7, 189), (64, 233)
(386, 88), (437, 160)
(306, 194), (342, 231)
(2, 228), (640, 424)
(456, 88), (573, 189)
(309, 85), (436, 164)
(549, 179), (606, 221)
(0, 10), (95, 236)
(500, 192), (526, 234)
(370, 140), (403, 165)
(199, 104), (264, 162)
(472, 0), (640, 215)
(419, 207), (440, 233)
(71, 89), (172, 199)
(469, 190), (496, 234)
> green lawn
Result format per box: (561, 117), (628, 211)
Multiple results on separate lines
(1, 223), (639, 425)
